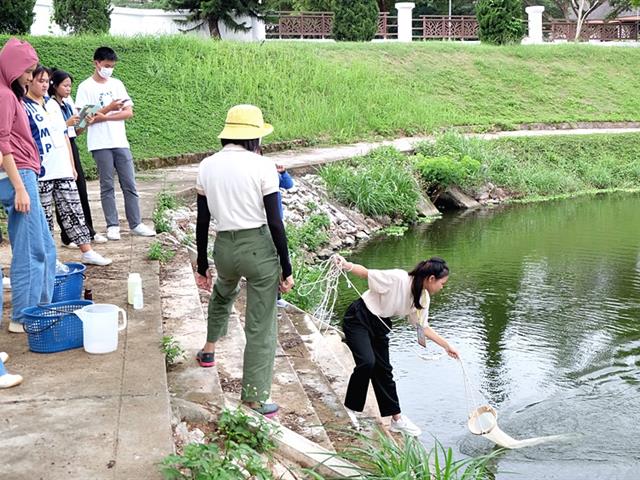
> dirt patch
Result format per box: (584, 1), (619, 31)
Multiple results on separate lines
(219, 374), (243, 394)
(280, 412), (304, 435)
(279, 333), (303, 350)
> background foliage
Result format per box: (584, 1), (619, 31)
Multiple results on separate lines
(3, 35), (639, 176)
(476, 0), (526, 44)
(53, 0), (112, 34)
(0, 0), (36, 35)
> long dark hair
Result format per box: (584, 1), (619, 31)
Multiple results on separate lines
(409, 257), (449, 309)
(220, 138), (261, 153)
(10, 79), (25, 99)
(48, 68), (73, 98)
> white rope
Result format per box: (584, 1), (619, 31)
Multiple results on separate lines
(297, 255), (448, 365)
(458, 358), (486, 416)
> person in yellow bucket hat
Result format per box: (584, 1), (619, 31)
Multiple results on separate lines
(194, 104), (294, 418)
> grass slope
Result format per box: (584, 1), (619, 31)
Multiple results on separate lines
(4, 35), (640, 168)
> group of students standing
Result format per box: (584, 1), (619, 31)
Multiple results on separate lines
(194, 105), (459, 436)
(0, 38), (155, 388)
(1, 37), (460, 437)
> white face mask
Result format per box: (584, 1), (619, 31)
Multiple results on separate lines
(98, 67), (114, 79)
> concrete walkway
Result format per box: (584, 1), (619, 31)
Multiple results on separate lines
(0, 125), (638, 479)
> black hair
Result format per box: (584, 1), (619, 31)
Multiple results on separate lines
(94, 47), (118, 62)
(409, 257), (449, 309)
(10, 79), (25, 99)
(220, 138), (261, 153)
(48, 69), (74, 97)
(32, 64), (51, 81)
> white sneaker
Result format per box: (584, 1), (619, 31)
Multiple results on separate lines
(131, 223), (156, 237)
(0, 373), (23, 388)
(80, 250), (113, 266)
(8, 321), (24, 334)
(92, 233), (108, 244)
(389, 415), (422, 437)
(276, 298), (289, 308)
(2, 277), (10, 289)
(0, 352), (8, 363)
(107, 226), (121, 241)
(62, 242), (78, 249)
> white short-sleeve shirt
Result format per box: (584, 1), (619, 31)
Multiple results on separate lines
(361, 269), (430, 327)
(196, 144), (280, 231)
(75, 77), (132, 151)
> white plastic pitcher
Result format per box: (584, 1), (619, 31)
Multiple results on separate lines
(75, 304), (127, 354)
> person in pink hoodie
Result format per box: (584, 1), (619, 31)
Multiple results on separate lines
(0, 38), (56, 336)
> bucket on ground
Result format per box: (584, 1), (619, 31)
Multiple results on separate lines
(75, 304), (127, 354)
(22, 300), (93, 353)
(52, 262), (86, 302)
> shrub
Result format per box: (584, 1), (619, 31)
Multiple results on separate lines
(0, 0), (36, 34)
(53, 0), (112, 34)
(153, 190), (180, 234)
(333, 0), (379, 41)
(320, 147), (421, 220)
(148, 241), (175, 262)
(286, 212), (330, 253)
(160, 335), (185, 367)
(161, 407), (278, 479)
(305, 428), (500, 479)
(415, 154), (481, 191)
(476, 0), (525, 45)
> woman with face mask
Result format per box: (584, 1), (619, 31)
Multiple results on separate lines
(0, 38), (56, 335)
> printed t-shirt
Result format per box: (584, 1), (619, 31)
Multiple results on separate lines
(196, 144), (279, 231)
(23, 96), (73, 181)
(75, 77), (132, 151)
(361, 269), (431, 327)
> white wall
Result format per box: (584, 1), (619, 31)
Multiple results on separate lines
(30, 1), (262, 40)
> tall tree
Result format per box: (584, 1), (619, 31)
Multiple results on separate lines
(164, 0), (267, 38)
(476, 0), (526, 44)
(0, 0), (36, 35)
(53, 0), (111, 34)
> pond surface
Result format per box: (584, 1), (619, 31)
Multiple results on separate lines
(338, 193), (640, 479)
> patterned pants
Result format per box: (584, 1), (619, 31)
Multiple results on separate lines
(39, 178), (91, 246)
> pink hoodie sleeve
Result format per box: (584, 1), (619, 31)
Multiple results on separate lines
(0, 91), (16, 156)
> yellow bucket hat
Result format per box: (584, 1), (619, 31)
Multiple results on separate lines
(218, 104), (274, 140)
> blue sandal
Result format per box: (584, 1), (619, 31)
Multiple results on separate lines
(251, 402), (279, 418)
(196, 350), (215, 367)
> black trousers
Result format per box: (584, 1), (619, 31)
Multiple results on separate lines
(342, 298), (401, 417)
(56, 137), (96, 243)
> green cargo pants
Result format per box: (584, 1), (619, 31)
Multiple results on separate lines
(207, 225), (280, 403)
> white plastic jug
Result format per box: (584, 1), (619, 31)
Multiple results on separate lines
(75, 304), (127, 354)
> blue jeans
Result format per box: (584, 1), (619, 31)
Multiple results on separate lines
(0, 358), (6, 376)
(0, 169), (56, 323)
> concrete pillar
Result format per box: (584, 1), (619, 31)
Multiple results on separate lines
(525, 6), (545, 44)
(395, 2), (415, 43)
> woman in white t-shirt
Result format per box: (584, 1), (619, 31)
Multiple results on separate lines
(24, 66), (111, 266)
(334, 255), (459, 437)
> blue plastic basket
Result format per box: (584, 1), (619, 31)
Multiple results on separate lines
(52, 262), (86, 302)
(22, 300), (93, 353)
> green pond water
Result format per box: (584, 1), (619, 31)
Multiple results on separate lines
(337, 192), (640, 479)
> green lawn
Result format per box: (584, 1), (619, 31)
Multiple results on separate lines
(6, 35), (640, 171)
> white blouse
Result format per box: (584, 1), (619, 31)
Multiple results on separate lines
(361, 269), (430, 327)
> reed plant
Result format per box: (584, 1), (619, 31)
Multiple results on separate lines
(306, 429), (499, 479)
(319, 147), (421, 220)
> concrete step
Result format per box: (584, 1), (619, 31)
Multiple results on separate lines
(277, 307), (357, 449)
(160, 248), (223, 406)
(211, 286), (334, 450)
(285, 305), (383, 426)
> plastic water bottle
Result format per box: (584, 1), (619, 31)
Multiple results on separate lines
(56, 260), (70, 275)
(127, 273), (141, 305)
(133, 286), (144, 310)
